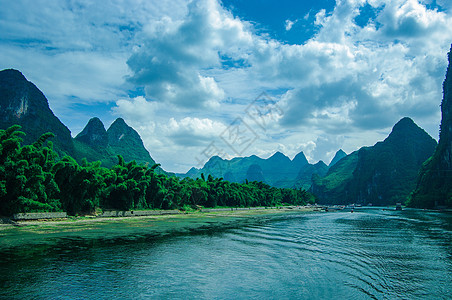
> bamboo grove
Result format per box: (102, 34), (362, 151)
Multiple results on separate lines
(0, 126), (316, 216)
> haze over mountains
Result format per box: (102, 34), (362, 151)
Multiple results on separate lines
(180, 150), (333, 190)
(0, 67), (441, 206)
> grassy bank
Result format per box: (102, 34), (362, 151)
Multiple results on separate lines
(1, 206), (312, 227)
(0, 207), (315, 256)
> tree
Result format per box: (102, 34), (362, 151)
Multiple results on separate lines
(0, 126), (61, 216)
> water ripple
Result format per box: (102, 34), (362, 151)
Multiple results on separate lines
(1, 209), (451, 299)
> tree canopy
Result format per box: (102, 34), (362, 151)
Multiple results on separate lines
(0, 125), (315, 216)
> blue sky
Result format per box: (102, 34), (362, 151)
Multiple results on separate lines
(1, 0), (452, 172)
(222, 0), (337, 44)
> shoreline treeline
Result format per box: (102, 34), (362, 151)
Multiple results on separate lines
(0, 125), (316, 216)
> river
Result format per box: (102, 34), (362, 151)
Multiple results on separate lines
(1, 208), (451, 299)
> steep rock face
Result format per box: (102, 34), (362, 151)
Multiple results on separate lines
(352, 118), (436, 205)
(0, 69), (74, 156)
(107, 118), (156, 166)
(410, 46), (452, 208)
(440, 46), (452, 166)
(313, 117), (437, 205)
(74, 117), (108, 147)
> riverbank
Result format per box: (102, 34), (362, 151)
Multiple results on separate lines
(0, 206), (316, 253)
(0, 206), (312, 228)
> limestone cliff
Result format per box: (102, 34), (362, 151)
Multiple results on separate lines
(409, 45), (452, 208)
(0, 69), (74, 156)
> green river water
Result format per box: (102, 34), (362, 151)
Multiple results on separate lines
(1, 208), (451, 299)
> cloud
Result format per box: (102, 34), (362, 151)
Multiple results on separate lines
(0, 0), (189, 132)
(271, 1), (451, 134)
(2, 0), (451, 172)
(285, 19), (298, 31)
(114, 96), (160, 122)
(126, 0), (254, 108)
(376, 0), (448, 38)
(164, 117), (227, 146)
(118, 0), (451, 171)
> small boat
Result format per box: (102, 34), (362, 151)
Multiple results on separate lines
(395, 203), (403, 211)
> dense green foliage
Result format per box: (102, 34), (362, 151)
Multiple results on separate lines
(0, 126), (315, 216)
(0, 126), (60, 215)
(408, 151), (452, 208)
(311, 152), (358, 204)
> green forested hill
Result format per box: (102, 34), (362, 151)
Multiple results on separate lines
(73, 117), (159, 169)
(107, 118), (156, 167)
(311, 151), (358, 204)
(295, 161), (329, 191)
(313, 118), (437, 205)
(329, 149), (347, 167)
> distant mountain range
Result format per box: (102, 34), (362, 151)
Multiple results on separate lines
(179, 150), (334, 189)
(312, 117), (437, 206)
(181, 116), (437, 207)
(0, 69), (159, 170)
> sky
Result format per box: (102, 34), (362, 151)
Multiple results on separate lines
(1, 0), (452, 173)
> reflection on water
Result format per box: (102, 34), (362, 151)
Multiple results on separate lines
(1, 209), (451, 299)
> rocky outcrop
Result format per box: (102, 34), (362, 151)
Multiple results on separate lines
(0, 69), (74, 156)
